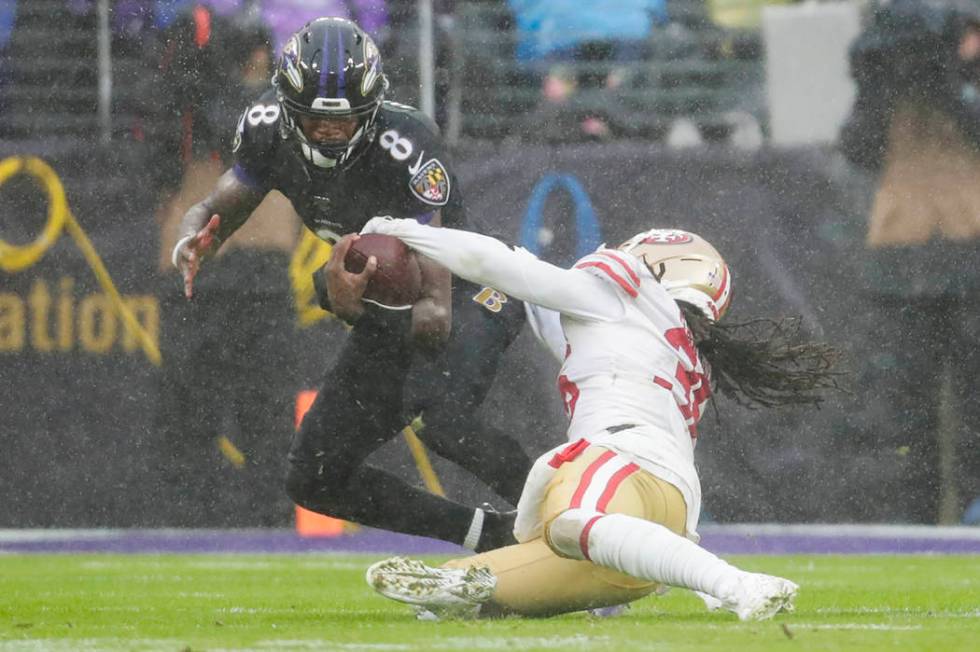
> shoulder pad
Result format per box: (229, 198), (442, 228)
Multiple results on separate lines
(573, 249), (642, 298)
(381, 100), (440, 135)
(231, 98), (282, 187)
(233, 100), (282, 156)
(375, 105), (453, 207)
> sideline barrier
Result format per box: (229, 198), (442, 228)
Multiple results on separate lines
(0, 156), (161, 365)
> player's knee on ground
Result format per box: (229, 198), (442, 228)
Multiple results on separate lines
(545, 508), (603, 561)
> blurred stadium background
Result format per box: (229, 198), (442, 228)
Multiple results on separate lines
(0, 0), (977, 539)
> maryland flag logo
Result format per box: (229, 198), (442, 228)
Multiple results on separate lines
(409, 159), (450, 206)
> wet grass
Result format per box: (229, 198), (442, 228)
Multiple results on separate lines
(0, 554), (976, 651)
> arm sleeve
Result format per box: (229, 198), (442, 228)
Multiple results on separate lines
(524, 303), (566, 362)
(363, 217), (624, 321)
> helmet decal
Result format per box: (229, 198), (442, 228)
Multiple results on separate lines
(362, 38), (381, 96)
(281, 36), (303, 93)
(640, 230), (694, 245)
(232, 111), (245, 153)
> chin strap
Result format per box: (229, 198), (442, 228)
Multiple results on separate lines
(301, 143), (339, 168)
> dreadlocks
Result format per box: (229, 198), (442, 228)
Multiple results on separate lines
(678, 301), (845, 409)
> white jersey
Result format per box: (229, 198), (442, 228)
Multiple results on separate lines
(552, 250), (708, 536)
(361, 218), (711, 536)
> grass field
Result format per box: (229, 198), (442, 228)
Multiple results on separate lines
(0, 554), (977, 651)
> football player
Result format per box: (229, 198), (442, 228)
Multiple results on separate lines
(362, 217), (841, 619)
(172, 18), (529, 551)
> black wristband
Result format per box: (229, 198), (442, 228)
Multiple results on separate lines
(312, 264), (332, 312)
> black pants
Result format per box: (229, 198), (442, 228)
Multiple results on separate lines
(863, 294), (980, 522)
(154, 259), (299, 527)
(286, 280), (530, 543)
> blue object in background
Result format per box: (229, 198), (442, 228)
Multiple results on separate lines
(963, 497), (980, 525)
(153, 0), (203, 29)
(508, 0), (668, 62)
(0, 0), (16, 50)
(520, 172), (602, 261)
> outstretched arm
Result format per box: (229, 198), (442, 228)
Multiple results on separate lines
(362, 217), (622, 321)
(172, 169), (265, 299)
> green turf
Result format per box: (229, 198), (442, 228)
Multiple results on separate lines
(0, 554), (977, 651)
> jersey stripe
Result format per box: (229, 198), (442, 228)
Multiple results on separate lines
(595, 462), (640, 512)
(570, 451), (637, 511)
(579, 514), (605, 561)
(575, 261), (639, 298)
(712, 265), (732, 317)
(569, 450), (617, 508)
(595, 250), (641, 286)
(653, 376), (673, 391)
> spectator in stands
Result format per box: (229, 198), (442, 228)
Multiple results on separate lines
(151, 0), (388, 51)
(509, 0), (666, 64)
(255, 0), (388, 51)
(507, 0), (668, 141)
(840, 0), (980, 524)
(145, 3), (303, 526)
(0, 1), (15, 122)
(0, 1), (14, 51)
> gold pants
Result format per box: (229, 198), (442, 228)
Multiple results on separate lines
(445, 445), (688, 617)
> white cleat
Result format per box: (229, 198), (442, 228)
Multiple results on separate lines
(366, 556), (496, 620)
(721, 573), (798, 622)
(695, 590), (723, 612)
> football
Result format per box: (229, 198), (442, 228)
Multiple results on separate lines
(344, 233), (422, 309)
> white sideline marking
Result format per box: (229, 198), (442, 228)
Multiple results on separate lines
(75, 558), (360, 571)
(433, 636), (603, 650)
(248, 636), (609, 651)
(0, 636), (615, 652)
(793, 623), (923, 631)
(0, 640), (186, 652)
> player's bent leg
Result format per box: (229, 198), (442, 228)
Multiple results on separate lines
(541, 445), (797, 621)
(287, 457), (486, 543)
(543, 508), (799, 622)
(543, 510), (798, 621)
(434, 446), (684, 618)
(409, 282), (532, 507)
(442, 539), (658, 617)
(418, 409), (531, 506)
(284, 321), (498, 546)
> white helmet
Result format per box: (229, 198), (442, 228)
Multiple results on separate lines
(618, 228), (732, 320)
